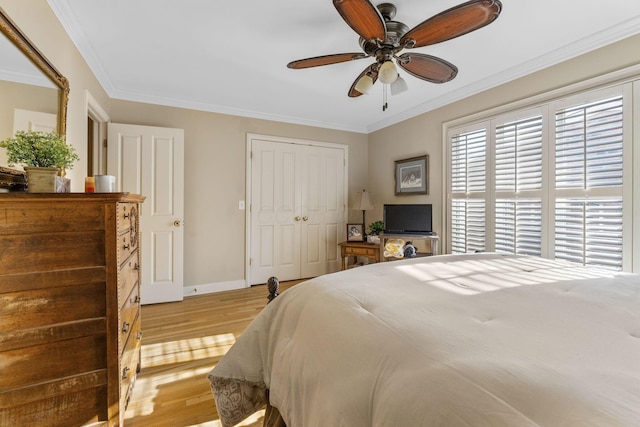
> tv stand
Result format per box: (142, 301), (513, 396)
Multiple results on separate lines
(379, 232), (439, 261)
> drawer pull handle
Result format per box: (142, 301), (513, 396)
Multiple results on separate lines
(137, 330), (143, 340)
(123, 212), (131, 219)
(122, 366), (130, 380)
(131, 295), (141, 304)
(134, 263), (140, 271)
(123, 244), (130, 250)
(122, 322), (130, 334)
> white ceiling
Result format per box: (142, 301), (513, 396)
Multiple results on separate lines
(48, 0), (640, 134)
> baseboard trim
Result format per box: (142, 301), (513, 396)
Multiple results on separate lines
(183, 279), (247, 297)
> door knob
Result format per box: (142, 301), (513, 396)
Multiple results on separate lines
(303, 216), (309, 221)
(294, 216), (301, 222)
(174, 220), (181, 227)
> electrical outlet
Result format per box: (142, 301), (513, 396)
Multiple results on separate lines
(239, 200), (245, 210)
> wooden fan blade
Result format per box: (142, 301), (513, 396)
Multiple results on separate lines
(333, 0), (386, 42)
(287, 53), (367, 69)
(348, 64), (378, 97)
(400, 0), (502, 48)
(397, 53), (458, 83)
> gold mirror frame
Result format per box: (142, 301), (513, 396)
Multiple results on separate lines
(0, 6), (69, 136)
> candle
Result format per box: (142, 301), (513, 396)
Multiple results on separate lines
(85, 177), (95, 192)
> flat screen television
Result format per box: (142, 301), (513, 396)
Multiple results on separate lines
(383, 204), (433, 235)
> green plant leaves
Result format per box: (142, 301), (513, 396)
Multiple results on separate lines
(0, 130), (79, 169)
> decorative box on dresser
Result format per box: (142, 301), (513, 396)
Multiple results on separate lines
(0, 193), (145, 426)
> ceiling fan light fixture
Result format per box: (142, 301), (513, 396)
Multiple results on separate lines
(354, 74), (374, 94)
(390, 75), (408, 95)
(378, 60), (398, 84)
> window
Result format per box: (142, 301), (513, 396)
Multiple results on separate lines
(447, 88), (628, 271)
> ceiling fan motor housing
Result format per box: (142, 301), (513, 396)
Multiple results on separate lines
(377, 3), (397, 21)
(359, 3), (409, 52)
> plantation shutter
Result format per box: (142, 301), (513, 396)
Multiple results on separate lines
(555, 96), (623, 189)
(554, 96), (624, 270)
(494, 115), (543, 256)
(495, 199), (542, 256)
(450, 129), (487, 253)
(554, 198), (623, 268)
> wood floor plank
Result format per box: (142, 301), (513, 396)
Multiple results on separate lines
(124, 280), (301, 426)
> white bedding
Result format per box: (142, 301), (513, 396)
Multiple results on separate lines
(209, 253), (640, 426)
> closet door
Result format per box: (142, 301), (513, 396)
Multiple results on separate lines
(251, 139), (302, 283)
(249, 138), (345, 285)
(300, 145), (344, 278)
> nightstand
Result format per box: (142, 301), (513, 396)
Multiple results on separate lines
(339, 241), (381, 270)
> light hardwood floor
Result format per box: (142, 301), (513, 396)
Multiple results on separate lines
(124, 280), (301, 426)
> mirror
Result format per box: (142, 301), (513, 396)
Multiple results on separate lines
(0, 6), (69, 188)
(0, 8), (69, 192)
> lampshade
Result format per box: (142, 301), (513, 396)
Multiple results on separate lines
(354, 74), (374, 94)
(352, 189), (374, 211)
(378, 60), (398, 84)
(390, 75), (408, 95)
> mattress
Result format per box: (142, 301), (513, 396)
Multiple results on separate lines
(209, 253), (640, 426)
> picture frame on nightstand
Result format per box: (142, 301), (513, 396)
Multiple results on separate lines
(347, 223), (364, 241)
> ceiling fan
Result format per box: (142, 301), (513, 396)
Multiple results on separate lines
(287, 0), (502, 108)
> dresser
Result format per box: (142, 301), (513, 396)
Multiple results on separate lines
(0, 193), (145, 426)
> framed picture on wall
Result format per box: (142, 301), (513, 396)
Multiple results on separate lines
(394, 155), (428, 195)
(347, 223), (364, 241)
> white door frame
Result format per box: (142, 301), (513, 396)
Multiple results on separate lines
(84, 90), (110, 175)
(245, 133), (349, 287)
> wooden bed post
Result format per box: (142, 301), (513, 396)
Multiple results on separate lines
(267, 276), (279, 303)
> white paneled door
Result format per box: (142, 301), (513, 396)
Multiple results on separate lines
(249, 137), (345, 285)
(108, 123), (185, 304)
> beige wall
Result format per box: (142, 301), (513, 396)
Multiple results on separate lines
(109, 101), (368, 286)
(368, 33), (640, 240)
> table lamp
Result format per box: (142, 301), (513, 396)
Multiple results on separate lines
(352, 189), (374, 235)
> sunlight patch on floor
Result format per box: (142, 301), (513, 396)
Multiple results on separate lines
(141, 333), (236, 368)
(124, 365), (214, 418)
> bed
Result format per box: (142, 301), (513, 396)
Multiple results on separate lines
(208, 252), (640, 426)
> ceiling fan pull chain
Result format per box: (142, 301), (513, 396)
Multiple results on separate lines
(383, 84), (388, 111)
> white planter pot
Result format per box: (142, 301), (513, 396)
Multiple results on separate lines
(367, 235), (380, 244)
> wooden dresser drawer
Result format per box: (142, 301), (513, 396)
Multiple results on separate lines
(119, 285), (141, 356)
(119, 250), (140, 309)
(120, 314), (142, 412)
(117, 231), (139, 266)
(117, 203), (137, 234)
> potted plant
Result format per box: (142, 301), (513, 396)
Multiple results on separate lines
(367, 220), (385, 244)
(0, 130), (79, 192)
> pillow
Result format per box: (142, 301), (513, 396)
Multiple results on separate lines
(384, 239), (405, 258)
